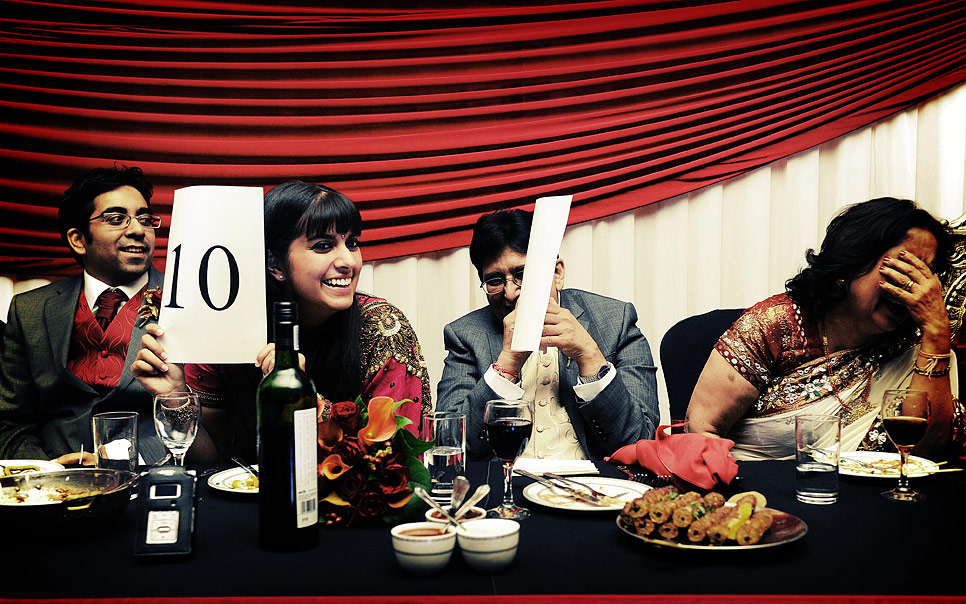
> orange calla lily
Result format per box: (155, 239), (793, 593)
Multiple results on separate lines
(387, 491), (412, 509)
(321, 491), (351, 507)
(320, 453), (350, 480)
(358, 395), (398, 446)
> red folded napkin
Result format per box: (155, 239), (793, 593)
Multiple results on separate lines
(605, 424), (739, 490)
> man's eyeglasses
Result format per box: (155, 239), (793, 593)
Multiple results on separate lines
(89, 212), (162, 229)
(480, 269), (524, 295)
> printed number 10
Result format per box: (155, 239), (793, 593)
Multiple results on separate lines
(164, 244), (240, 311)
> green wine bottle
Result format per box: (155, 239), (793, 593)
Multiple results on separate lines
(257, 301), (318, 551)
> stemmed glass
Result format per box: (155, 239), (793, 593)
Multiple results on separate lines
(153, 392), (201, 466)
(483, 399), (534, 520)
(880, 389), (930, 502)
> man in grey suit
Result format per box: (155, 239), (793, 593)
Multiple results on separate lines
(437, 209), (658, 461)
(0, 165), (167, 463)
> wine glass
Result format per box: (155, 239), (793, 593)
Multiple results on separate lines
(153, 392), (201, 466)
(880, 389), (930, 502)
(483, 399), (534, 520)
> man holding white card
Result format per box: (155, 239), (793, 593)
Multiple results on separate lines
(437, 209), (659, 461)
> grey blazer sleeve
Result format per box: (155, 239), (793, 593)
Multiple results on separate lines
(0, 294), (52, 459)
(436, 321), (501, 461)
(568, 299), (658, 455)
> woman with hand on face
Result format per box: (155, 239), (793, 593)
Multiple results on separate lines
(687, 197), (966, 461)
(132, 181), (432, 461)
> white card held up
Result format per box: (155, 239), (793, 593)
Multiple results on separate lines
(158, 186), (267, 363)
(510, 195), (573, 352)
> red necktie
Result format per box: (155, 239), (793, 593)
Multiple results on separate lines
(94, 289), (126, 331)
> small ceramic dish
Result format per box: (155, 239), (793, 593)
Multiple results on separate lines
(390, 522), (456, 575)
(455, 518), (520, 573)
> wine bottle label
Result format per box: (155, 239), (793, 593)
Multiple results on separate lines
(293, 407), (318, 528)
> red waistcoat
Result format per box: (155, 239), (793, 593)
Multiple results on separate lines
(67, 287), (144, 388)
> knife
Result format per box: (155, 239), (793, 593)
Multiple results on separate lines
(514, 468), (604, 505)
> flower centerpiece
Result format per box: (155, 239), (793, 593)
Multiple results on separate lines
(317, 395), (433, 527)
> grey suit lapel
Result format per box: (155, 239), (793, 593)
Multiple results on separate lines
(114, 266), (163, 394)
(43, 275), (85, 381)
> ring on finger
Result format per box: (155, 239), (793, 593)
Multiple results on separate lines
(903, 278), (914, 292)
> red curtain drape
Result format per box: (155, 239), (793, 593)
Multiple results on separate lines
(1, 0), (964, 278)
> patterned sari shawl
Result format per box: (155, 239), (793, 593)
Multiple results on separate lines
(714, 293), (959, 461)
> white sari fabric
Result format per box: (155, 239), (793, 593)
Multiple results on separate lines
(716, 293), (959, 461)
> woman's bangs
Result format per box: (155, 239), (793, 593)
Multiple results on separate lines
(301, 191), (362, 239)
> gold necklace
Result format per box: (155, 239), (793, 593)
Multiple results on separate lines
(821, 320), (875, 422)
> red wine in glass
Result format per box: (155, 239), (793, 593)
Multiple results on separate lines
(487, 418), (533, 462)
(483, 399), (533, 520)
(880, 389), (930, 502)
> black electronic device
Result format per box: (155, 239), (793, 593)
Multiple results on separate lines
(133, 466), (196, 557)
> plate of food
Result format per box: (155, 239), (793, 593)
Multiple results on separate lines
(0, 460), (64, 477)
(208, 466), (259, 494)
(617, 489), (807, 551)
(839, 451), (940, 478)
(522, 476), (649, 512)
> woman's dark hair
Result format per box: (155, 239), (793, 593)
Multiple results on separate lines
(58, 165), (154, 266)
(225, 180), (365, 458)
(786, 197), (952, 318)
(469, 209), (533, 278)
(264, 180), (364, 402)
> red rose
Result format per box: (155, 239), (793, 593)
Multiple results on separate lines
(331, 401), (362, 433)
(377, 463), (410, 496)
(333, 436), (366, 467)
(336, 470), (367, 502)
(357, 489), (388, 519)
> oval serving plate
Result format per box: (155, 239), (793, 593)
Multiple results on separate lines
(522, 477), (649, 512)
(616, 507), (808, 551)
(0, 459), (65, 477)
(208, 466), (259, 494)
(839, 451), (938, 479)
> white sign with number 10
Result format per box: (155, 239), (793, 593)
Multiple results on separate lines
(158, 186), (268, 363)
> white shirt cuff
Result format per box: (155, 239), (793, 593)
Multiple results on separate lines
(573, 362), (616, 401)
(484, 365), (525, 400)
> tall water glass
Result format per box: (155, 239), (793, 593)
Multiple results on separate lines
(795, 414), (840, 504)
(153, 392), (201, 466)
(93, 411), (139, 472)
(484, 399), (533, 520)
(421, 411), (466, 501)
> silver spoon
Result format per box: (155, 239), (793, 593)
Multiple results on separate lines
(453, 484), (490, 519)
(414, 485), (461, 525)
(450, 475), (469, 513)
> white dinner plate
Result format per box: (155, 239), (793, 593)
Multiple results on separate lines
(0, 459), (64, 477)
(208, 466), (259, 494)
(839, 451), (939, 478)
(522, 477), (649, 511)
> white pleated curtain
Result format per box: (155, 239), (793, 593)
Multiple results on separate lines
(3, 82), (965, 423)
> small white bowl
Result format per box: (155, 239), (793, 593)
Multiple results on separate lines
(390, 522), (456, 576)
(424, 505), (486, 523)
(456, 518), (520, 573)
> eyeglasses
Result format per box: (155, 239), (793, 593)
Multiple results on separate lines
(89, 212), (162, 229)
(480, 269), (524, 295)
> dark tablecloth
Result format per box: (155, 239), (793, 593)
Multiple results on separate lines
(4, 458), (965, 600)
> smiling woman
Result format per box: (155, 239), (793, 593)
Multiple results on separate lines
(686, 197), (966, 461)
(131, 181), (434, 464)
